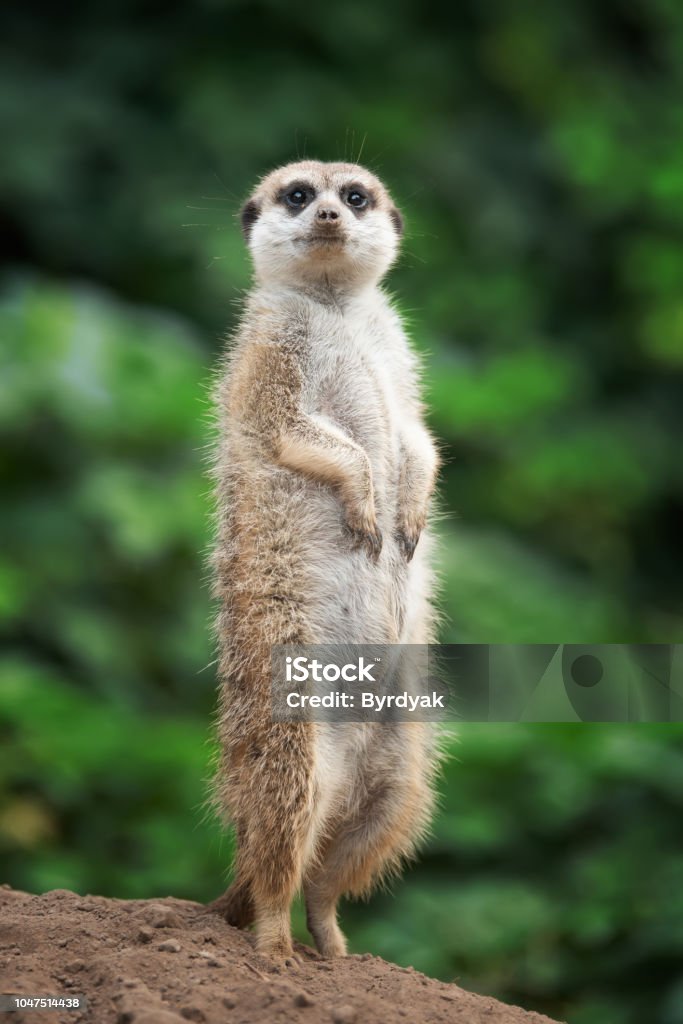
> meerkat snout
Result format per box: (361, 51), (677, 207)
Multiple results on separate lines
(240, 159), (404, 290)
(315, 205), (340, 221)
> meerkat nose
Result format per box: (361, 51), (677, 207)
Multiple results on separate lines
(316, 206), (340, 222)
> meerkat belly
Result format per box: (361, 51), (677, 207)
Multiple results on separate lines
(299, 330), (408, 644)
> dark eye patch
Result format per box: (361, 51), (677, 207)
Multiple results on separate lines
(277, 181), (315, 214)
(342, 183), (375, 215)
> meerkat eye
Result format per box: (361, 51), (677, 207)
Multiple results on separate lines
(284, 187), (310, 209)
(346, 190), (368, 209)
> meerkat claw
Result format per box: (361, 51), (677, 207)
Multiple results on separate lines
(347, 524), (383, 562)
(283, 953), (304, 969)
(396, 528), (420, 561)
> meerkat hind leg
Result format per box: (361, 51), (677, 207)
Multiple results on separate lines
(254, 902), (295, 959)
(230, 725), (316, 960)
(304, 876), (348, 958)
(249, 829), (307, 960)
(304, 771), (431, 957)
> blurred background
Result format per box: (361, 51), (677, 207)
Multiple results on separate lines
(1, 1), (682, 1022)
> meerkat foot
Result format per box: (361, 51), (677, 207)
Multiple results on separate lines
(305, 899), (348, 958)
(256, 935), (294, 960)
(310, 920), (347, 959)
(283, 952), (305, 969)
(255, 907), (294, 960)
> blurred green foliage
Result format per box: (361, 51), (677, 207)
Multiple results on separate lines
(1, 3), (683, 1024)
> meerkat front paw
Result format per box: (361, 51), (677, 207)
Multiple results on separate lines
(395, 513), (425, 562)
(345, 507), (383, 562)
(312, 926), (347, 959)
(348, 524), (383, 562)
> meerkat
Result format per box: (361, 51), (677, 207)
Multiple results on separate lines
(208, 160), (441, 961)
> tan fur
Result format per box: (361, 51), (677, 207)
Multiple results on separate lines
(208, 160), (441, 959)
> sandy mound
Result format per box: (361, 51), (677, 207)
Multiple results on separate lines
(1, 886), (562, 1023)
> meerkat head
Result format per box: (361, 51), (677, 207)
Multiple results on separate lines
(240, 160), (404, 292)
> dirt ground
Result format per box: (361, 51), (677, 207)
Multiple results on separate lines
(1, 886), (562, 1024)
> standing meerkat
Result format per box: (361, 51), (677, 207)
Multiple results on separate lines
(208, 160), (441, 960)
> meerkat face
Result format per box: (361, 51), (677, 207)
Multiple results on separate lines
(241, 160), (404, 290)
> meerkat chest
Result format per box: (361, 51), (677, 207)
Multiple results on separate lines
(305, 301), (408, 459)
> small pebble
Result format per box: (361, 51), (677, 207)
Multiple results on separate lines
(294, 992), (315, 1007)
(145, 905), (182, 929)
(157, 940), (181, 953)
(331, 1006), (357, 1024)
(180, 1008), (205, 1022)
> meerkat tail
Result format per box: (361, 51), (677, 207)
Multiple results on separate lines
(204, 876), (254, 928)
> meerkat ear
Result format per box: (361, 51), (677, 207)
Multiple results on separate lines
(240, 199), (261, 242)
(389, 205), (404, 238)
